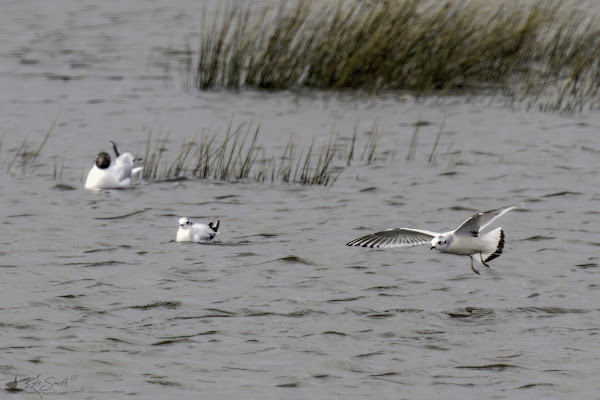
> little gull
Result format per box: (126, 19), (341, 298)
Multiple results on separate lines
(84, 141), (143, 190)
(176, 217), (220, 243)
(346, 203), (525, 274)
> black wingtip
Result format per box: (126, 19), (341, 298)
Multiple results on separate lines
(484, 229), (505, 263)
(346, 234), (379, 248)
(209, 220), (220, 232)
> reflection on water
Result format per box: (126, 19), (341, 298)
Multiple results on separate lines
(1, 0), (600, 399)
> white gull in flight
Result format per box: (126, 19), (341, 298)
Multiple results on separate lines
(346, 203), (525, 274)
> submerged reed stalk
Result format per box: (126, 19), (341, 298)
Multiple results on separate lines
(172, 0), (600, 112)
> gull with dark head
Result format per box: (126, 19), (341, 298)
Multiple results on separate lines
(84, 141), (143, 190)
(176, 217), (220, 243)
(346, 203), (525, 274)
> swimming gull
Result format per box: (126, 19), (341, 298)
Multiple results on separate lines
(84, 141), (143, 190)
(176, 217), (220, 243)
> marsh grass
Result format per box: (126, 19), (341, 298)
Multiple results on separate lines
(0, 115), (447, 185)
(5, 116), (56, 175)
(140, 115), (458, 185)
(141, 115), (459, 185)
(52, 155), (65, 180)
(142, 121), (355, 185)
(169, 0), (600, 112)
(406, 117), (421, 161)
(428, 118), (446, 164)
(359, 119), (380, 164)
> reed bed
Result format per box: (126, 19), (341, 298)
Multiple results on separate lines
(142, 121), (360, 185)
(172, 0), (600, 112)
(141, 116), (452, 185)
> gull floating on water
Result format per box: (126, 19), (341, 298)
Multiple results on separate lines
(84, 141), (143, 190)
(176, 217), (220, 243)
(346, 203), (525, 274)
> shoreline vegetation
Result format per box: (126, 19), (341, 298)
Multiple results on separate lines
(161, 0), (600, 113)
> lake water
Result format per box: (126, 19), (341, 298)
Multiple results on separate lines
(1, 1), (600, 399)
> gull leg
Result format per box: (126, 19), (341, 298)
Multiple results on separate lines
(479, 252), (491, 268)
(469, 255), (480, 275)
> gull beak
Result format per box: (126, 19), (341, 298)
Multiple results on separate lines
(430, 246), (435, 250)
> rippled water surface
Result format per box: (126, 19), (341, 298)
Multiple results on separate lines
(1, 1), (600, 399)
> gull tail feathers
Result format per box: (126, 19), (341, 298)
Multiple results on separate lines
(208, 220), (220, 233)
(478, 227), (504, 263)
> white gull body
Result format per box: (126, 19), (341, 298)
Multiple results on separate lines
(346, 203), (524, 274)
(176, 217), (220, 243)
(85, 142), (143, 190)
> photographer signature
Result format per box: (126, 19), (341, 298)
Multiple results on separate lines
(21, 374), (78, 399)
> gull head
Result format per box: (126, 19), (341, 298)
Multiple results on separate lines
(95, 152), (111, 169)
(430, 235), (448, 251)
(178, 217), (192, 228)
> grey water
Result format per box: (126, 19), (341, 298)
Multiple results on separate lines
(1, 1), (600, 399)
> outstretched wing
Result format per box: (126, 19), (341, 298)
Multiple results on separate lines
(346, 228), (439, 248)
(454, 202), (525, 237)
